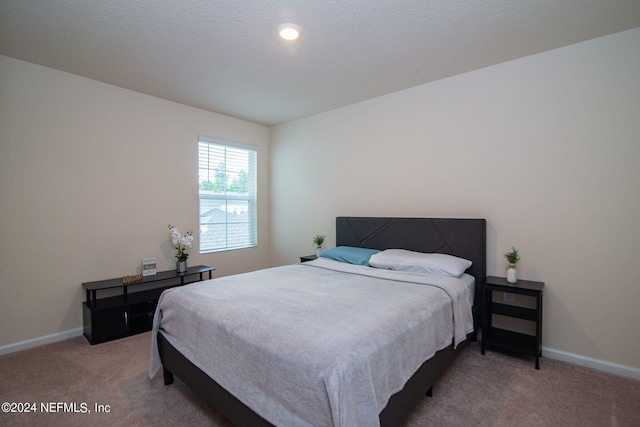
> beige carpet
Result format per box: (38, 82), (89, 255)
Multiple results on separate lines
(0, 332), (638, 426)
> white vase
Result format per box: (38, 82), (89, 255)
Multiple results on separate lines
(506, 264), (517, 283)
(316, 246), (322, 257)
(177, 260), (188, 273)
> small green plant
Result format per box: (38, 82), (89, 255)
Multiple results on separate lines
(312, 234), (326, 247)
(503, 246), (520, 265)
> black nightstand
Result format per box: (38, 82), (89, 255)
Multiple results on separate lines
(300, 254), (317, 263)
(481, 275), (544, 369)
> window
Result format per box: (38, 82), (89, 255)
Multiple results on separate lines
(198, 137), (257, 252)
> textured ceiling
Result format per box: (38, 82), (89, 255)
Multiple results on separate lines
(1, 0), (639, 126)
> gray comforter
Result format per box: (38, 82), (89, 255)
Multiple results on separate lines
(149, 258), (473, 426)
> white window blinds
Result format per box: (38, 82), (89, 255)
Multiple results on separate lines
(198, 138), (257, 252)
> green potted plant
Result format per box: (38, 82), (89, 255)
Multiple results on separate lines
(503, 246), (520, 283)
(313, 234), (326, 256)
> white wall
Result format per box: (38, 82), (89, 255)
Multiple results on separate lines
(271, 28), (640, 369)
(0, 56), (270, 347)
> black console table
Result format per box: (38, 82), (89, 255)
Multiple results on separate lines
(82, 265), (215, 344)
(481, 275), (544, 369)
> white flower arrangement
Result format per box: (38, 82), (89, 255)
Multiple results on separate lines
(168, 224), (194, 261)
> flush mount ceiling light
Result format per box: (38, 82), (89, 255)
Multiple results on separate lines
(277, 23), (302, 41)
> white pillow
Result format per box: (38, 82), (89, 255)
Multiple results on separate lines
(369, 249), (472, 277)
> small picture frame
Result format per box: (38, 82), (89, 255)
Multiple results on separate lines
(142, 257), (157, 276)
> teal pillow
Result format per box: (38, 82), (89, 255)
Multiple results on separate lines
(319, 246), (380, 266)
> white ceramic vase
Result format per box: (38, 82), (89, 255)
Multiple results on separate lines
(506, 264), (517, 283)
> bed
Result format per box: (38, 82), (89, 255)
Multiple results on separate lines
(150, 217), (486, 426)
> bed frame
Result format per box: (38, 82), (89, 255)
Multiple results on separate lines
(157, 217), (486, 426)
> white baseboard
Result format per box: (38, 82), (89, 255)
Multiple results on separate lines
(543, 346), (640, 381)
(0, 327), (84, 356)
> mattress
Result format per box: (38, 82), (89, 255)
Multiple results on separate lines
(150, 258), (473, 427)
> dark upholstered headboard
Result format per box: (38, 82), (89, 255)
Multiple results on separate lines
(336, 217), (486, 306)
